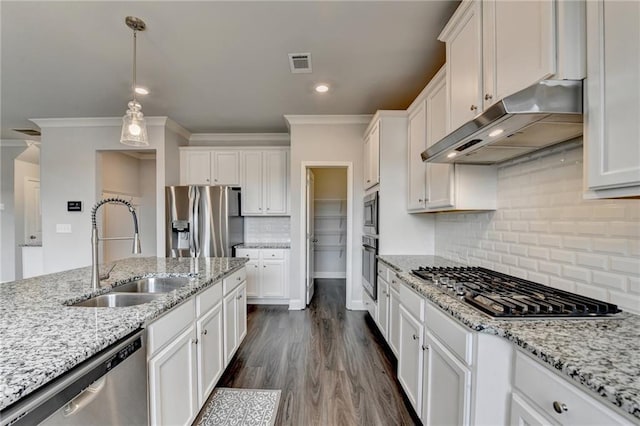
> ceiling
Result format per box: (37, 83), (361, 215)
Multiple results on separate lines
(1, 1), (459, 140)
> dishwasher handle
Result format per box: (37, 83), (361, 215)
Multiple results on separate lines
(62, 377), (106, 417)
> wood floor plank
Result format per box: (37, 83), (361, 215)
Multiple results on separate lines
(206, 279), (420, 426)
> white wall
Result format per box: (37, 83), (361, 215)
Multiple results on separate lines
(35, 118), (175, 274)
(435, 143), (640, 314)
(287, 117), (369, 310)
(0, 145), (27, 282)
(139, 158), (157, 259)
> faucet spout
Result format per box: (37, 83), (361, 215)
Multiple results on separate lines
(91, 197), (141, 290)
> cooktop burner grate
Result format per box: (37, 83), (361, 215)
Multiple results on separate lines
(411, 267), (621, 318)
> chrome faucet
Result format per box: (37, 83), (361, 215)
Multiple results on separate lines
(91, 197), (141, 289)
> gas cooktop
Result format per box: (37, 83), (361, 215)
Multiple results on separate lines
(411, 266), (621, 318)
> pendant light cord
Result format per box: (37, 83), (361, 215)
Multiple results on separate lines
(132, 30), (137, 102)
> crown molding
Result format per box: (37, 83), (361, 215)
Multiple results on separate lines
(30, 116), (170, 128)
(284, 115), (373, 128)
(165, 118), (191, 140)
(189, 133), (290, 146)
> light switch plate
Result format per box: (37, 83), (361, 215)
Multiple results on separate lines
(56, 224), (72, 233)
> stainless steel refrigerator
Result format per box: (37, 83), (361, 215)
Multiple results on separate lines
(165, 186), (243, 258)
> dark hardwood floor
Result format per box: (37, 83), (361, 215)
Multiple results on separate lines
(204, 279), (419, 426)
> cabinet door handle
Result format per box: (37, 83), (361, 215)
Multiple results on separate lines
(484, 93), (493, 101)
(421, 345), (428, 351)
(412, 334), (419, 341)
(202, 329), (208, 336)
(470, 105), (478, 111)
(552, 401), (568, 414)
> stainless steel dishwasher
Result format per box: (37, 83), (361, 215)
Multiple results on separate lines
(0, 329), (148, 426)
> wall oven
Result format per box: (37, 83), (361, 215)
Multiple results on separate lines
(363, 191), (378, 236)
(362, 235), (378, 301)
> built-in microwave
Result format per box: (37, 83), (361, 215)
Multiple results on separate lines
(363, 191), (378, 236)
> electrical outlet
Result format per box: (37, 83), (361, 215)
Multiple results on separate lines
(56, 224), (72, 233)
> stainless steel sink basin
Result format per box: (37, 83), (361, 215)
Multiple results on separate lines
(113, 276), (192, 293)
(72, 293), (163, 307)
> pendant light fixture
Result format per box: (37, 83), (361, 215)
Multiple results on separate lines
(120, 16), (149, 146)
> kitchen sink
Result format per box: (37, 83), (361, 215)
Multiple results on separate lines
(112, 276), (193, 293)
(72, 293), (163, 307)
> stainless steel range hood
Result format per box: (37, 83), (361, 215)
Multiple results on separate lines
(421, 80), (583, 165)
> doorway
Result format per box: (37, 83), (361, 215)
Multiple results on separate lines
(302, 162), (352, 307)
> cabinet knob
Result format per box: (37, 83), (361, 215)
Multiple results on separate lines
(263, 265), (267, 268)
(552, 401), (568, 414)
(267, 208), (270, 211)
(237, 276), (241, 281)
(484, 93), (493, 101)
(421, 345), (428, 351)
(254, 265), (258, 268)
(367, 179), (371, 183)
(205, 178), (210, 182)
(418, 199), (423, 203)
(237, 294), (243, 300)
(386, 293), (390, 298)
(412, 334), (419, 341)
(259, 207), (262, 211)
(202, 329), (208, 335)
(192, 338), (198, 345)
(470, 105), (478, 111)
(214, 179), (218, 182)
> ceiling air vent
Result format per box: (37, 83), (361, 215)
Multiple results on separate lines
(288, 53), (312, 74)
(12, 128), (41, 137)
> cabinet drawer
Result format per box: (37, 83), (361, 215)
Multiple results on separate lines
(147, 299), (195, 357)
(223, 267), (247, 295)
(388, 274), (401, 292)
(377, 263), (391, 282)
(514, 351), (632, 425)
(261, 249), (284, 260)
(195, 282), (222, 318)
(399, 283), (425, 322)
(235, 249), (259, 260)
(425, 302), (473, 365)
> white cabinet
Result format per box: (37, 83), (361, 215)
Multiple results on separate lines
(196, 302), (224, 406)
(363, 121), (380, 189)
(236, 248), (289, 300)
(376, 277), (389, 338)
(223, 281), (247, 364)
(180, 149), (241, 186)
(388, 282), (401, 357)
(398, 304), (424, 414)
(510, 393), (554, 426)
(440, 0), (483, 132)
(407, 99), (427, 211)
(363, 288), (377, 323)
(422, 332), (471, 426)
(148, 324), (198, 426)
(241, 150), (289, 215)
(585, 0), (640, 198)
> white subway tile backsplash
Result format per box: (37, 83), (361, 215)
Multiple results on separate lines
(244, 217), (290, 243)
(435, 144), (640, 314)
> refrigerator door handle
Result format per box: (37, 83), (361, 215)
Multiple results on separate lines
(188, 186), (196, 257)
(193, 187), (201, 257)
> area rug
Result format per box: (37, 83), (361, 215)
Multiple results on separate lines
(197, 388), (281, 426)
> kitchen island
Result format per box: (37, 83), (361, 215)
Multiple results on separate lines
(0, 256), (247, 412)
(378, 255), (640, 423)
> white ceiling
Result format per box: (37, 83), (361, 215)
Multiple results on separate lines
(1, 1), (459, 140)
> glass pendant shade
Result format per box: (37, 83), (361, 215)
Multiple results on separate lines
(120, 100), (149, 146)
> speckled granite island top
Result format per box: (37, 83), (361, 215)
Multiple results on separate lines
(378, 255), (640, 421)
(0, 256), (247, 411)
(235, 242), (291, 249)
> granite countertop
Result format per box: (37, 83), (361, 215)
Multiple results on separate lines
(235, 242), (291, 249)
(0, 256), (247, 411)
(378, 255), (640, 421)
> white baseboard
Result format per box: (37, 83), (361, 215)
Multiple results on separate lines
(349, 300), (365, 311)
(288, 299), (305, 310)
(314, 272), (346, 279)
(247, 298), (289, 305)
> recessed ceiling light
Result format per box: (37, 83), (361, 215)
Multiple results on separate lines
(447, 152), (457, 158)
(488, 128), (504, 137)
(135, 86), (149, 95)
(315, 84), (329, 93)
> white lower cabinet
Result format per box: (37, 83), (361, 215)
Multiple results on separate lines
(388, 283), (400, 357)
(148, 267), (248, 425)
(196, 302), (224, 406)
(376, 278), (389, 338)
(398, 304), (424, 413)
(422, 331), (471, 426)
(510, 393), (554, 426)
(236, 249), (289, 300)
(148, 323), (198, 426)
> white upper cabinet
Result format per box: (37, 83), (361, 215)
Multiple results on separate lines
(482, 0), (555, 108)
(363, 121), (380, 189)
(180, 149), (241, 186)
(407, 100), (427, 211)
(585, 0), (640, 198)
(440, 0), (483, 133)
(241, 149), (289, 216)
